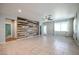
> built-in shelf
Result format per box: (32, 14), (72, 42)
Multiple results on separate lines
(17, 17), (39, 39)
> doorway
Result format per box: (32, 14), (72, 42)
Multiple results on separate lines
(5, 24), (11, 39)
(5, 18), (16, 42)
(41, 22), (54, 35)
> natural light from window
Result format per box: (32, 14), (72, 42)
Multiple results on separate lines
(54, 21), (68, 32)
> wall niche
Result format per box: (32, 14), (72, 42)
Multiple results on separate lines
(17, 17), (39, 39)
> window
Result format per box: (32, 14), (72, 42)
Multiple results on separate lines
(61, 22), (68, 31)
(54, 21), (68, 31)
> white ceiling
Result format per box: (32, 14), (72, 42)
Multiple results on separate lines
(0, 3), (79, 21)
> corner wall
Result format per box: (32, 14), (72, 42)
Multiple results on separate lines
(0, 18), (5, 43)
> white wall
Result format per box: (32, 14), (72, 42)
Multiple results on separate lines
(73, 10), (79, 45)
(46, 22), (54, 35)
(0, 18), (5, 43)
(14, 20), (17, 38)
(77, 11), (79, 41)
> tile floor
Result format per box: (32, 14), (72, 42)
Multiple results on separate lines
(0, 35), (79, 55)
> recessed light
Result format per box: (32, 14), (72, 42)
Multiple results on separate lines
(18, 9), (22, 13)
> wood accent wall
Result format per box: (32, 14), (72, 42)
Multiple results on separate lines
(17, 17), (39, 39)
